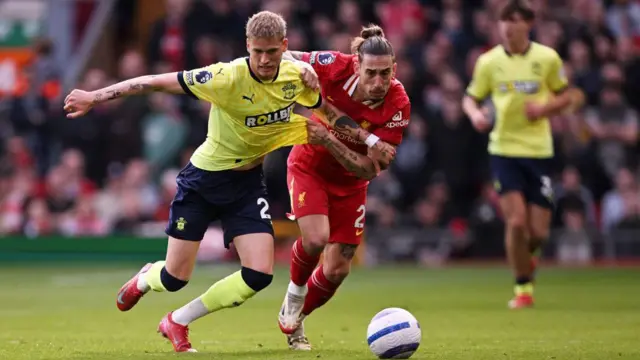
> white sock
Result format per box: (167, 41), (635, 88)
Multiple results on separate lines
(136, 273), (150, 292)
(172, 297), (209, 326)
(288, 281), (308, 296)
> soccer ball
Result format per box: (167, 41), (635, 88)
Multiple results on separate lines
(366, 308), (421, 359)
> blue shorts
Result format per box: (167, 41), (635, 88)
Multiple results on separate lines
(165, 162), (273, 248)
(490, 155), (554, 209)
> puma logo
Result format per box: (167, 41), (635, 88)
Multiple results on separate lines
(242, 94), (255, 104)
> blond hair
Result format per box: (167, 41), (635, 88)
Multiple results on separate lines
(246, 11), (287, 39)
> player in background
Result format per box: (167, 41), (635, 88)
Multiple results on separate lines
(462, 0), (582, 309)
(63, 11), (379, 353)
(278, 25), (411, 350)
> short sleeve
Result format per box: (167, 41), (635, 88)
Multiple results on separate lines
(372, 104), (411, 146)
(177, 62), (233, 103)
(296, 86), (322, 109)
(547, 52), (569, 94)
(466, 55), (492, 101)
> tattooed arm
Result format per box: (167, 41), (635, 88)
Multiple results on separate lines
(313, 101), (368, 142)
(64, 73), (184, 118)
(91, 73), (183, 103)
(313, 101), (397, 168)
(284, 50), (399, 172)
(323, 135), (380, 180)
(283, 51), (307, 61)
(307, 120), (380, 180)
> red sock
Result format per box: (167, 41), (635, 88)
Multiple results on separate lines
(302, 265), (339, 315)
(290, 238), (320, 286)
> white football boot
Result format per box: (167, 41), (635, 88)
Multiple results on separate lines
(287, 319), (311, 351)
(278, 283), (307, 334)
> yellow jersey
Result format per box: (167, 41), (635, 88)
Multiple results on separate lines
(466, 42), (568, 158)
(177, 57), (321, 171)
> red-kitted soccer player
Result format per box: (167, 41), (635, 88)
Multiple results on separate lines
(278, 24), (411, 350)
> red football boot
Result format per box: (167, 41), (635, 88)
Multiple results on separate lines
(158, 312), (197, 353)
(116, 263), (152, 311)
(508, 294), (534, 309)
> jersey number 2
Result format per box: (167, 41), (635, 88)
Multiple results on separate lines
(354, 205), (365, 229)
(257, 198), (271, 220)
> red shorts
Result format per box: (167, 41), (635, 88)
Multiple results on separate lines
(287, 165), (367, 245)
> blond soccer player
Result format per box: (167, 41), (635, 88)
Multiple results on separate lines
(65, 11), (325, 352)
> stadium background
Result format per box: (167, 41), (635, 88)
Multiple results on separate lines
(1, 1), (639, 360)
(2, 0), (640, 264)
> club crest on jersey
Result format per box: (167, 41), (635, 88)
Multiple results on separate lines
(497, 80), (541, 94)
(317, 52), (335, 65)
(196, 70), (212, 84)
(282, 82), (296, 100)
(532, 61), (542, 76)
(245, 103), (295, 127)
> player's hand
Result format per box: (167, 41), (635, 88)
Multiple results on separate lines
(470, 108), (491, 132)
(296, 61), (319, 90)
(64, 89), (95, 118)
(372, 141), (396, 165)
(525, 102), (546, 121)
(306, 119), (331, 145)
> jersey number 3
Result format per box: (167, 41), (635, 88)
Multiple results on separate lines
(540, 176), (553, 200)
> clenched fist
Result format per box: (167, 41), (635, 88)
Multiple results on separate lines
(470, 107), (492, 132)
(306, 119), (331, 145)
(64, 89), (95, 118)
(371, 141), (396, 166)
(297, 61), (319, 91)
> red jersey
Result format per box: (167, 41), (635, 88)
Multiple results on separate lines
(288, 51), (411, 192)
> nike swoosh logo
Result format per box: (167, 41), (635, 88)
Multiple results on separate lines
(117, 290), (126, 304)
(356, 229), (364, 236)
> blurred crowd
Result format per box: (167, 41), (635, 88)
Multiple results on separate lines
(1, 0), (640, 246)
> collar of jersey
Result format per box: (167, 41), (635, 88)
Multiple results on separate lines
(503, 41), (532, 57)
(245, 57), (280, 83)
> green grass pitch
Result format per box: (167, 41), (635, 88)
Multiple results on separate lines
(0, 264), (639, 359)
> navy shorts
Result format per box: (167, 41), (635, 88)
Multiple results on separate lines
(165, 162), (274, 248)
(490, 155), (554, 209)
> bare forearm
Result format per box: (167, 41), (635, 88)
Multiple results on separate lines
(90, 75), (158, 104)
(314, 101), (396, 170)
(542, 91), (572, 117)
(283, 51), (307, 61)
(314, 103), (369, 142)
(322, 135), (377, 180)
(462, 96), (482, 118)
(90, 73), (182, 104)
